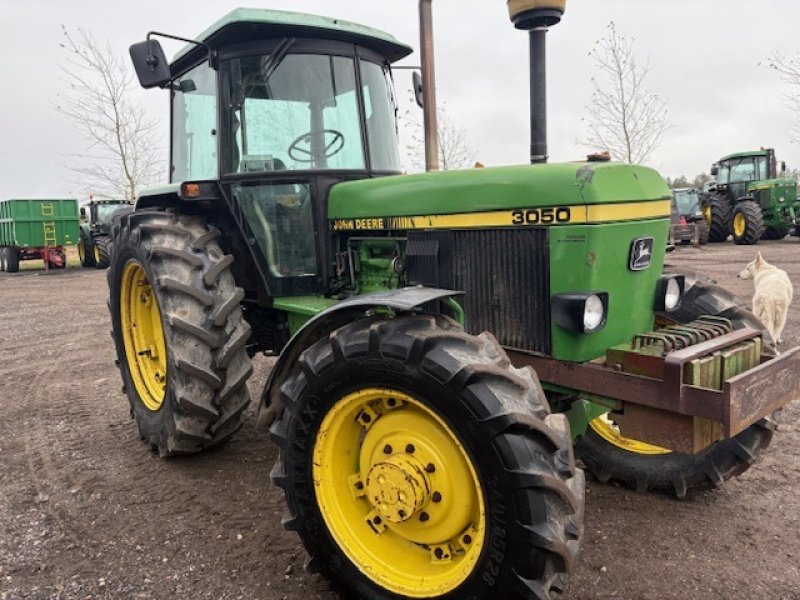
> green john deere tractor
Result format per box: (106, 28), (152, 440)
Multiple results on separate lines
(110, 3), (800, 598)
(78, 199), (132, 268)
(704, 148), (799, 244)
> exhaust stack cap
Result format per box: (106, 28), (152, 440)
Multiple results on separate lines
(507, 0), (565, 29)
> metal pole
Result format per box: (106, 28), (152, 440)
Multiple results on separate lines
(529, 27), (547, 164)
(419, 0), (440, 172)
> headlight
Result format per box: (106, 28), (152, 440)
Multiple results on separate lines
(552, 292), (609, 334)
(655, 275), (685, 312)
(583, 295), (605, 331)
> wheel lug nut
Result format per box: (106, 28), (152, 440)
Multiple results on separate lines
(373, 516), (382, 525)
(463, 535), (472, 545)
(419, 512), (430, 522)
(425, 463), (436, 473)
(405, 444), (415, 454)
(432, 492), (442, 503)
(355, 481), (364, 490)
(383, 445), (393, 455)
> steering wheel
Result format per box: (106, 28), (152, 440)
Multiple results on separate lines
(288, 129), (345, 163)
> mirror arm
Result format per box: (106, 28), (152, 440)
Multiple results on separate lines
(146, 31), (218, 70)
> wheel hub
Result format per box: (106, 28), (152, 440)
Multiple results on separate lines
(366, 455), (430, 524)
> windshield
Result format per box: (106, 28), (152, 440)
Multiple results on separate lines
(221, 52), (400, 174)
(673, 190), (700, 215)
(725, 156), (771, 183)
(95, 204), (125, 225)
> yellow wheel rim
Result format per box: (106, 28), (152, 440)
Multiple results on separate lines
(120, 261), (167, 411)
(313, 388), (486, 598)
(78, 239), (86, 262)
(703, 205), (712, 227)
(94, 244), (101, 263)
(733, 212), (746, 237)
(589, 414), (672, 455)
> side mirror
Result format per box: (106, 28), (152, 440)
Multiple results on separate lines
(129, 39), (171, 89)
(781, 161), (787, 173)
(412, 71), (424, 108)
(710, 164), (719, 177)
(80, 207), (86, 218)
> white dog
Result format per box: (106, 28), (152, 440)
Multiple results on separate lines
(738, 252), (793, 347)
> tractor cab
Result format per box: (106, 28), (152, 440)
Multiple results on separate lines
(130, 9), (412, 295)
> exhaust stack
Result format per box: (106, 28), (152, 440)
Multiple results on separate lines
(507, 1), (566, 164)
(419, 0), (440, 172)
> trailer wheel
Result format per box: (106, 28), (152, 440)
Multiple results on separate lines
(108, 210), (253, 456)
(271, 315), (584, 599)
(94, 235), (112, 269)
(762, 225), (788, 241)
(0, 247), (6, 271)
(696, 220), (709, 245)
(732, 200), (764, 245)
(703, 193), (731, 243)
(78, 233), (95, 268)
(5, 247), (20, 273)
(576, 276), (778, 498)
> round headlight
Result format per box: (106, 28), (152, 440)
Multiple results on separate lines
(664, 278), (682, 311)
(583, 294), (605, 332)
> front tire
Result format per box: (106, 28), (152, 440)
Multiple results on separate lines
(78, 232), (95, 268)
(108, 210), (253, 456)
(703, 193), (731, 243)
(576, 275), (778, 498)
(762, 225), (788, 240)
(732, 200), (764, 245)
(271, 315), (584, 599)
(94, 235), (112, 269)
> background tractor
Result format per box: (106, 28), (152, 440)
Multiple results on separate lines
(704, 148), (798, 244)
(78, 199), (132, 268)
(670, 187), (708, 245)
(110, 3), (800, 598)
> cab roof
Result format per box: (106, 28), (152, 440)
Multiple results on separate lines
(171, 8), (413, 73)
(719, 149), (771, 162)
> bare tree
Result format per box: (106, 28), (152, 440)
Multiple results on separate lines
(764, 52), (800, 144)
(582, 22), (671, 164)
(57, 27), (162, 200)
(400, 98), (475, 172)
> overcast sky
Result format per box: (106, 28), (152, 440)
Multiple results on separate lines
(2, 0), (800, 198)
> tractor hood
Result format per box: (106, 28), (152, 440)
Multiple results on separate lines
(328, 162), (672, 226)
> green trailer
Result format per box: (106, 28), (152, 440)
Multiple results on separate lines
(0, 198), (79, 272)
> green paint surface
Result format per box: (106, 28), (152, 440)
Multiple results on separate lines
(329, 162), (671, 219)
(548, 218), (669, 362)
(0, 199), (80, 247)
(273, 295), (339, 334)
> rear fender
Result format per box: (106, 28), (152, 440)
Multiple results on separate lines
(257, 287), (463, 420)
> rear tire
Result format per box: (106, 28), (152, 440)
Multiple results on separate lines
(108, 209), (253, 456)
(271, 315), (584, 599)
(0, 247), (6, 271)
(703, 193), (731, 242)
(732, 200), (764, 245)
(576, 275), (778, 498)
(94, 235), (111, 269)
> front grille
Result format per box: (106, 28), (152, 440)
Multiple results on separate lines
(407, 229), (551, 354)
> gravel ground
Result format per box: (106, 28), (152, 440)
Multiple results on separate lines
(0, 239), (798, 600)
